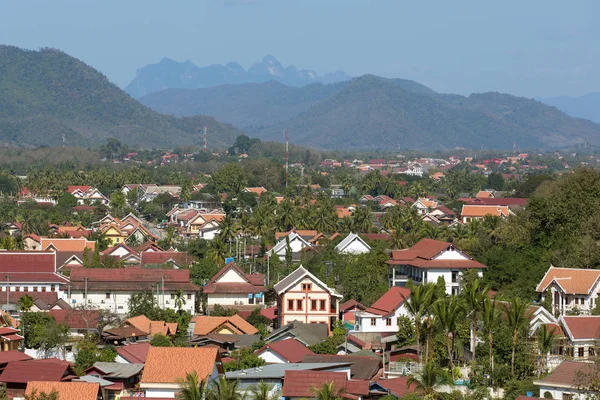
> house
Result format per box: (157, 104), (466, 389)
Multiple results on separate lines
(22, 233), (41, 250)
(0, 251), (69, 309)
(475, 190), (499, 198)
(115, 342), (150, 364)
(41, 237), (96, 252)
(274, 266), (343, 332)
(125, 315), (178, 337)
(203, 263), (266, 311)
(370, 377), (419, 398)
(353, 287), (411, 334)
(282, 370), (369, 400)
(67, 185), (110, 205)
(190, 333), (262, 352)
(559, 316), (600, 359)
(244, 187), (267, 196)
(0, 351), (32, 373)
(139, 347), (223, 398)
(462, 197), (528, 208)
(48, 309), (100, 337)
(0, 315), (24, 351)
(83, 362), (144, 398)
(25, 381), (100, 400)
(387, 238), (487, 295)
(67, 268), (199, 314)
(460, 205), (511, 223)
(186, 212), (225, 239)
(334, 233), (371, 255)
(192, 315), (258, 336)
(339, 299), (366, 325)
(255, 338), (314, 364)
(267, 232), (314, 262)
(0, 359), (77, 398)
(536, 266), (600, 317)
(533, 360), (596, 399)
(412, 198), (439, 215)
(265, 321), (329, 347)
(138, 185), (181, 202)
(101, 326), (149, 345)
(140, 250), (194, 268)
(302, 354), (382, 380)
(102, 243), (141, 265)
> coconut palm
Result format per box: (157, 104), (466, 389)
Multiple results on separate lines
(403, 284), (434, 363)
(177, 371), (207, 400)
(431, 297), (464, 381)
(506, 297), (529, 375)
(207, 377), (245, 400)
(406, 361), (452, 399)
(463, 279), (487, 353)
(351, 206), (373, 232)
(249, 381), (280, 400)
(309, 381), (344, 400)
(480, 297), (501, 376)
(208, 237), (227, 265)
(537, 324), (557, 377)
(18, 295), (34, 312)
(277, 201), (296, 231)
(174, 289), (186, 314)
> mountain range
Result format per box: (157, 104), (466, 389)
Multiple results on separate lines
(140, 75), (600, 151)
(125, 55), (351, 98)
(0, 45), (240, 149)
(538, 93), (600, 124)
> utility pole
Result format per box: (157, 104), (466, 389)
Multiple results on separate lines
(203, 126), (207, 153)
(5, 275), (10, 311)
(285, 129), (289, 187)
(162, 276), (165, 309)
(84, 277), (88, 305)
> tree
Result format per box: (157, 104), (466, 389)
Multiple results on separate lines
(24, 389), (59, 400)
(396, 315), (416, 348)
(177, 371), (208, 400)
(404, 283), (434, 362)
(536, 324), (556, 377)
(210, 304), (238, 317)
(506, 297), (529, 375)
(127, 291), (158, 318)
(351, 206), (373, 232)
(310, 382), (344, 400)
(207, 376), (245, 400)
(486, 173), (504, 191)
(463, 279), (486, 354)
(26, 313), (69, 359)
(74, 334), (117, 374)
(249, 381), (280, 400)
(174, 289), (186, 314)
(481, 297), (501, 376)
(431, 296), (464, 381)
(406, 361), (452, 399)
(18, 294), (34, 312)
(150, 333), (173, 347)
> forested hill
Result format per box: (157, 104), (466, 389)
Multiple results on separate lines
(142, 75), (600, 151)
(0, 46), (240, 149)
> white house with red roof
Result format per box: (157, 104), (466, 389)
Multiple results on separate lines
(558, 316), (600, 359)
(352, 287), (411, 334)
(67, 186), (109, 206)
(203, 263), (266, 311)
(536, 266), (600, 317)
(387, 239), (486, 295)
(255, 338), (314, 364)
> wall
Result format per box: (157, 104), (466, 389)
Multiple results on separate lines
(339, 240), (370, 255)
(280, 277), (334, 327)
(207, 293), (261, 308)
(257, 348), (288, 364)
(354, 305), (410, 333)
(68, 290), (196, 315)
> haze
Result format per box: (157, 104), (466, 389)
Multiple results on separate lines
(1, 0), (598, 97)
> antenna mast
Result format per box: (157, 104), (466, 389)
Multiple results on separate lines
(203, 126), (207, 153)
(285, 129), (289, 187)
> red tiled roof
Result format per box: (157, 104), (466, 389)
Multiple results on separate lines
(0, 251), (57, 273)
(49, 310), (100, 330)
(116, 343), (151, 363)
(255, 338), (314, 363)
(366, 287), (411, 316)
(260, 306), (278, 321)
(140, 251), (193, 266)
(0, 360), (72, 383)
(67, 186), (92, 193)
(374, 377), (419, 398)
(435, 205), (456, 216)
(0, 351), (32, 364)
(345, 380), (370, 396)
(388, 239), (486, 270)
(282, 370), (347, 398)
(203, 263), (266, 294)
(463, 197), (527, 207)
(561, 316), (600, 340)
(537, 360), (594, 387)
(69, 269), (199, 291)
(340, 299), (366, 312)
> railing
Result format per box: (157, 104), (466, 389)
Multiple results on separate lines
(387, 362), (423, 376)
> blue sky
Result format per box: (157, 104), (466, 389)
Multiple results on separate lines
(1, 0), (598, 97)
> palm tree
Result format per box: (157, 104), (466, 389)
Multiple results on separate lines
(431, 297), (464, 381)
(174, 289), (186, 314)
(506, 297), (529, 375)
(407, 361), (452, 399)
(249, 381), (280, 400)
(419, 223), (443, 240)
(537, 324), (557, 377)
(403, 284), (434, 363)
(351, 206), (373, 232)
(207, 377), (245, 400)
(277, 201), (296, 231)
(309, 382), (343, 400)
(480, 297), (501, 375)
(18, 295), (34, 312)
(208, 237), (227, 265)
(177, 371), (207, 400)
(463, 279), (487, 354)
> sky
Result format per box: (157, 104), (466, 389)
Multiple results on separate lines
(1, 0), (599, 98)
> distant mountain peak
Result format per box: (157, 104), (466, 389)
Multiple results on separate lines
(125, 55), (351, 98)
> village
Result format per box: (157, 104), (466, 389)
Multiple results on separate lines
(0, 148), (599, 400)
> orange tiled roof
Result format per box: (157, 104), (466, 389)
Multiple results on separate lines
(125, 315), (177, 336)
(336, 207), (353, 219)
(417, 198), (438, 208)
(244, 187), (267, 195)
(536, 266), (600, 294)
(192, 315), (258, 335)
(26, 381), (99, 400)
(141, 347), (219, 383)
(461, 205), (509, 218)
(41, 238), (95, 252)
(475, 190), (494, 198)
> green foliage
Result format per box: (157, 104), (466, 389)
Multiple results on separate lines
(210, 304), (238, 317)
(177, 371), (208, 400)
(74, 334), (116, 374)
(127, 291), (158, 318)
(18, 294), (34, 312)
(223, 348), (266, 372)
(24, 312), (69, 358)
(246, 308), (271, 330)
(396, 315), (416, 347)
(24, 389), (59, 400)
(150, 333), (173, 347)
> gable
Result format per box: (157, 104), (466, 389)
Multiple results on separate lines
(432, 247), (470, 261)
(216, 268), (247, 284)
(109, 246), (134, 257)
(104, 227), (124, 236)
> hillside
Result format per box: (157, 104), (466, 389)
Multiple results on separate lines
(538, 93), (600, 124)
(142, 74), (600, 150)
(0, 46), (240, 149)
(126, 55), (351, 98)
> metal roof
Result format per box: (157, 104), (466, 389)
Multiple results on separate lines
(225, 362), (353, 380)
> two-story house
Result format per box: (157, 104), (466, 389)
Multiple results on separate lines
(536, 266), (600, 316)
(267, 232), (314, 263)
(274, 266), (342, 333)
(460, 205), (510, 224)
(203, 262), (266, 312)
(67, 186), (110, 206)
(387, 238), (486, 295)
(67, 268), (199, 315)
(559, 316), (600, 359)
(353, 286), (411, 334)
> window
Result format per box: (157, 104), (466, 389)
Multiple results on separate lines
(451, 271), (458, 283)
(51, 285), (55, 292)
(118, 306), (123, 310)
(575, 298), (579, 305)
(320, 300), (326, 311)
(311, 300), (317, 311)
(105, 293), (111, 299)
(370, 318), (376, 326)
(302, 283), (312, 291)
(562, 394), (573, 400)
(41, 287), (46, 292)
(590, 347), (596, 357)
(187, 293), (192, 300)
(171, 293), (175, 300)
(297, 300), (303, 310)
(249, 297), (255, 305)
(288, 300), (294, 310)
(578, 347), (584, 357)
(23, 287), (28, 292)
(33, 287), (38, 292)
(386, 318), (392, 326)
